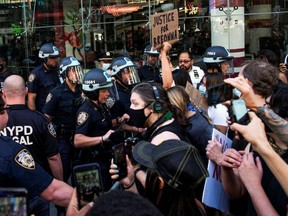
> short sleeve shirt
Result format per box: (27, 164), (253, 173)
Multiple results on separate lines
(43, 82), (82, 127)
(28, 64), (60, 112)
(75, 101), (112, 137)
(0, 136), (53, 198)
(1, 105), (59, 173)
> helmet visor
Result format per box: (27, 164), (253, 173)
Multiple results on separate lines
(67, 66), (84, 84)
(121, 66), (140, 85)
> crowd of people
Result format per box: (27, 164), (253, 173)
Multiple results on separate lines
(0, 41), (288, 216)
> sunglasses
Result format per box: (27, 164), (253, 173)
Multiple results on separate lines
(179, 60), (191, 64)
(0, 106), (9, 115)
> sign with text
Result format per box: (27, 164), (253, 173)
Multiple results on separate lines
(151, 9), (179, 49)
(202, 129), (232, 214)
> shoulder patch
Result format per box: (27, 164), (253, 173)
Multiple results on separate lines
(46, 93), (53, 104)
(48, 122), (57, 137)
(15, 149), (36, 170)
(28, 74), (36, 83)
(77, 112), (89, 125)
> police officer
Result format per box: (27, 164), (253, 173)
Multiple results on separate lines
(74, 69), (129, 191)
(27, 43), (61, 112)
(202, 45), (234, 75)
(109, 56), (140, 117)
(0, 85), (73, 216)
(1, 75), (63, 216)
(43, 56), (83, 183)
(138, 44), (162, 83)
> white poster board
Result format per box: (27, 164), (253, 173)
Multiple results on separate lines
(202, 128), (232, 213)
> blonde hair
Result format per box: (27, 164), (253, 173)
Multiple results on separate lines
(167, 86), (190, 125)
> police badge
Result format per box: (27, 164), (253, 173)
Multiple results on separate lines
(15, 149), (36, 170)
(77, 112), (89, 125)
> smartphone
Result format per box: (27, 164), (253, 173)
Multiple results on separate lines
(73, 163), (103, 209)
(207, 83), (233, 106)
(0, 187), (28, 216)
(112, 143), (128, 180)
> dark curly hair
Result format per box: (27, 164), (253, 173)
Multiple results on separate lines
(242, 60), (279, 98)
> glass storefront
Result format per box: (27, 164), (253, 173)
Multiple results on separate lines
(0, 0), (287, 78)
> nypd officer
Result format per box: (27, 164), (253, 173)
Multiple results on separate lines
(109, 56), (140, 117)
(74, 69), (129, 191)
(27, 43), (61, 112)
(1, 75), (63, 216)
(43, 56), (84, 183)
(138, 44), (162, 83)
(0, 95), (73, 215)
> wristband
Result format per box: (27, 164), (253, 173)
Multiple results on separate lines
(101, 136), (104, 144)
(123, 179), (135, 189)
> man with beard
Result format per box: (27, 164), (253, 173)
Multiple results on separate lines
(27, 43), (61, 112)
(177, 51), (204, 88)
(138, 44), (162, 84)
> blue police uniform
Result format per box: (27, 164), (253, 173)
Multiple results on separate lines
(28, 64), (60, 112)
(0, 136), (53, 214)
(75, 100), (113, 191)
(42, 82), (82, 181)
(1, 104), (59, 175)
(138, 65), (162, 83)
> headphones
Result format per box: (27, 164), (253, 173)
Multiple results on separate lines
(151, 85), (163, 113)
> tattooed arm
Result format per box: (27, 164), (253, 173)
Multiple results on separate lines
(256, 105), (288, 146)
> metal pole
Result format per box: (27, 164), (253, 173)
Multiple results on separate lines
(81, 0), (86, 70)
(148, 0), (151, 44)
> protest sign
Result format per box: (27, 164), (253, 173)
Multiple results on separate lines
(202, 128), (232, 213)
(151, 9), (179, 49)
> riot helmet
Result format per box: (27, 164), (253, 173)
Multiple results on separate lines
(144, 44), (160, 56)
(110, 57), (140, 86)
(203, 46), (234, 74)
(59, 56), (83, 84)
(82, 69), (113, 101)
(39, 43), (60, 59)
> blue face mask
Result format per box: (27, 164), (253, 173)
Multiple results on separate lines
(102, 63), (111, 71)
(198, 85), (207, 97)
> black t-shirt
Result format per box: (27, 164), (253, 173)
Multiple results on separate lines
(1, 104), (59, 174)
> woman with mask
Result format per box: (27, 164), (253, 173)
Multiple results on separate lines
(129, 82), (186, 145)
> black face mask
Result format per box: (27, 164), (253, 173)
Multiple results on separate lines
(129, 104), (151, 128)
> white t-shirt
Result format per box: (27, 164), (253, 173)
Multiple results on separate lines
(188, 66), (205, 88)
(208, 104), (229, 127)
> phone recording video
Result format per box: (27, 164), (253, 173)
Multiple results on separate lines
(73, 163), (103, 209)
(229, 99), (250, 126)
(112, 143), (128, 180)
(207, 83), (233, 106)
(0, 187), (28, 216)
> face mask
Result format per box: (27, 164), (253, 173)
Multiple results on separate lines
(198, 85), (207, 97)
(102, 63), (111, 71)
(129, 104), (151, 128)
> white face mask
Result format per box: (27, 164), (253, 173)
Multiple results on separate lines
(102, 63), (111, 71)
(198, 85), (207, 97)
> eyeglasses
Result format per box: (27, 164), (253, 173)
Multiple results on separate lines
(0, 106), (9, 115)
(179, 60), (191, 64)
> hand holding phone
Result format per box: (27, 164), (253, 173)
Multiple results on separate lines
(73, 163), (103, 209)
(112, 143), (128, 180)
(207, 83), (233, 106)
